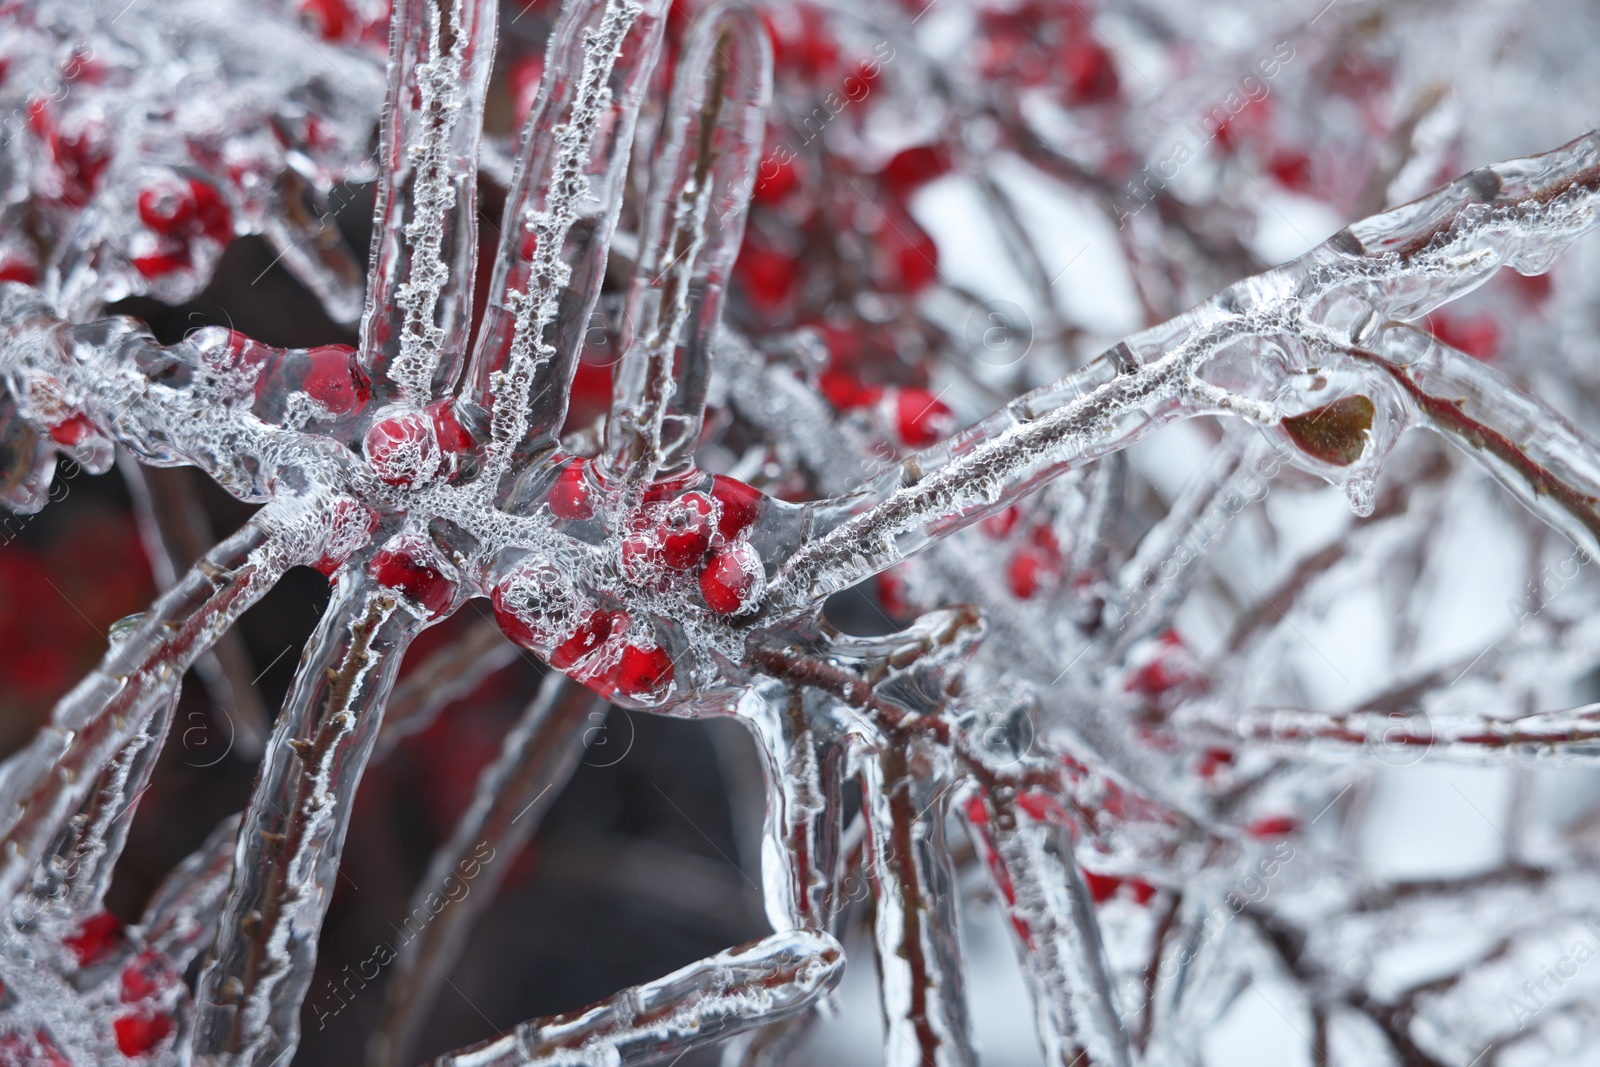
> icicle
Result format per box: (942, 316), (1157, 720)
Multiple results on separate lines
(25, 678), (180, 919)
(737, 682), (849, 934)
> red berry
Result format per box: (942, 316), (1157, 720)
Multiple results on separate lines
(113, 1012), (173, 1057)
(737, 243), (799, 309)
(137, 183), (197, 235)
(894, 388), (954, 448)
(363, 411), (440, 486)
(132, 248), (191, 278)
(550, 609), (614, 669)
(1082, 869), (1121, 904)
(1014, 789), (1066, 822)
(657, 493), (715, 569)
(428, 399), (475, 455)
(490, 561), (581, 651)
(30, 102), (109, 207)
(298, 0), (352, 39)
(62, 911), (122, 967)
(620, 530), (659, 584)
(300, 344), (367, 417)
(617, 642), (674, 700)
(1126, 631), (1198, 698)
(710, 476), (763, 541)
(0, 259), (36, 284)
(1061, 38), (1118, 105)
(819, 367), (883, 411)
(136, 179), (230, 246)
(548, 461), (594, 521)
(753, 152), (800, 206)
(700, 541), (763, 614)
(1246, 816), (1298, 838)
(876, 220), (939, 294)
(1268, 150), (1314, 193)
(188, 179), (233, 244)
(1197, 747), (1234, 780)
(48, 413), (94, 447)
(368, 547), (458, 618)
(1008, 548), (1047, 599)
(1428, 314), (1501, 361)
(844, 57), (880, 97)
(764, 7), (839, 78)
(981, 506), (1020, 539)
(119, 950), (174, 1003)
(880, 144), (951, 198)
(491, 590), (539, 651)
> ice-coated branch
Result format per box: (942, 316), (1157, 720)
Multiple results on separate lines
(963, 789), (1131, 1067)
(369, 673), (604, 1067)
(25, 680), (179, 918)
(862, 738), (976, 1067)
(122, 458), (271, 757)
(737, 681), (849, 934)
(604, 2), (771, 486)
(363, 0), (498, 405)
(0, 511), (297, 914)
(469, 0), (671, 475)
(428, 930), (844, 1067)
(767, 130), (1600, 612)
(258, 170), (369, 328)
(193, 582), (428, 1066)
(141, 814), (243, 970)
(1176, 700), (1600, 763)
(1342, 324), (1600, 562)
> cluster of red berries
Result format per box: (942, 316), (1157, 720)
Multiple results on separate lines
(57, 912), (181, 1060)
(131, 175), (234, 280)
(489, 464), (768, 703)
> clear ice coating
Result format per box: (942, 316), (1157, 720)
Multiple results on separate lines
(1, 0), (1600, 1064)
